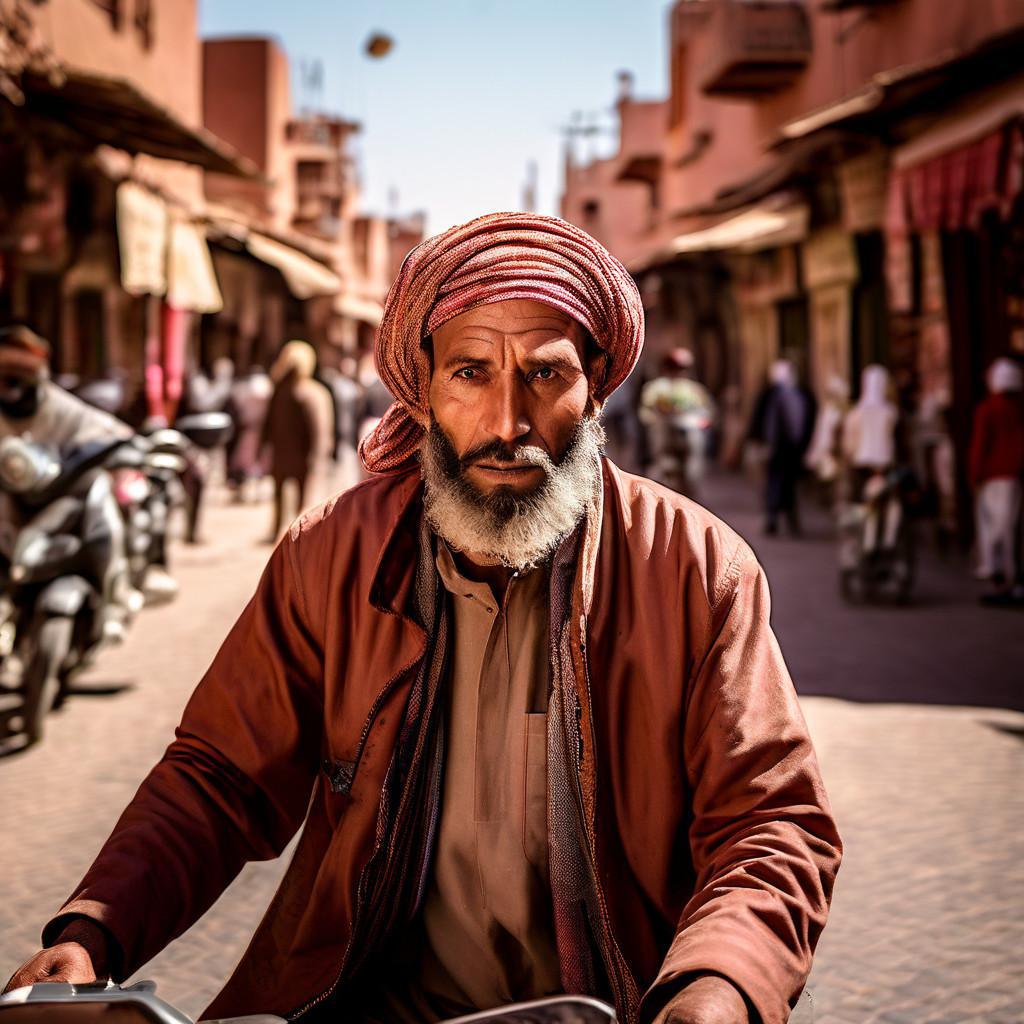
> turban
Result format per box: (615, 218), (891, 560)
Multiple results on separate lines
(359, 212), (644, 474)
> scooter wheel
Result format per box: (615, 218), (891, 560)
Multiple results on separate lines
(20, 617), (74, 746)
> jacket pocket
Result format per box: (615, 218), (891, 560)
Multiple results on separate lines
(522, 713), (548, 868)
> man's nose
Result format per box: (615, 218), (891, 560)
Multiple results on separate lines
(482, 376), (531, 446)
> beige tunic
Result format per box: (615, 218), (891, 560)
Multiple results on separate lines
(371, 543), (561, 1020)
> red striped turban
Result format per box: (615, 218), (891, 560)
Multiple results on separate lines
(358, 212), (644, 474)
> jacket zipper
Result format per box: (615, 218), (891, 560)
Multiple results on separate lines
(287, 635), (426, 1020)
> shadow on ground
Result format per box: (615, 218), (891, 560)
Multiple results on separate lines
(699, 471), (1024, 712)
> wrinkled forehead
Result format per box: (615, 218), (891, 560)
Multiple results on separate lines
(430, 298), (585, 344)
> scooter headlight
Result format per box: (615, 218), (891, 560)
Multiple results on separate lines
(0, 438), (48, 493)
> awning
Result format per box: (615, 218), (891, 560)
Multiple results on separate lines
(692, 131), (854, 216)
(246, 231), (341, 299)
(334, 293), (383, 326)
(116, 181), (168, 296)
(167, 218), (223, 314)
(13, 68), (259, 178)
(668, 203), (808, 255)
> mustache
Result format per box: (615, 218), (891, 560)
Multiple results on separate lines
(458, 437), (552, 470)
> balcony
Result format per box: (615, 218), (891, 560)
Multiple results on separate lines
(700, 0), (811, 97)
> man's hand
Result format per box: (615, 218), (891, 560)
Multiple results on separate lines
(653, 973), (750, 1024)
(3, 919), (110, 993)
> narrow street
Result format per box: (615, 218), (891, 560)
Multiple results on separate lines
(1, 476), (1022, 1024)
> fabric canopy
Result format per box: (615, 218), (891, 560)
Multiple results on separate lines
(167, 217), (223, 314)
(116, 181), (168, 296)
(246, 232), (341, 299)
(669, 203), (808, 255)
(334, 293), (384, 326)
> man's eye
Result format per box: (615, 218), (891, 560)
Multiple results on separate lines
(455, 367), (478, 380)
(530, 367), (554, 381)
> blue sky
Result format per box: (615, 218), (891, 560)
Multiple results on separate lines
(199, 1), (671, 233)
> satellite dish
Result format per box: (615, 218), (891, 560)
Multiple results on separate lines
(365, 33), (395, 58)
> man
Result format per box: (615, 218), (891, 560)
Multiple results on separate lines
(6, 215), (841, 1024)
(639, 348), (716, 497)
(0, 326), (138, 638)
(969, 357), (1024, 596)
(748, 360), (816, 536)
(0, 326), (133, 453)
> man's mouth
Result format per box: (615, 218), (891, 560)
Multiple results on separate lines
(470, 462), (544, 477)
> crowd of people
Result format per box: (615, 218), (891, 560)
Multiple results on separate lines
(48, 343), (387, 546)
(611, 346), (1024, 605)
(7, 318), (1022, 605)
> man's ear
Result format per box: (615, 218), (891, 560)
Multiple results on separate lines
(585, 341), (609, 396)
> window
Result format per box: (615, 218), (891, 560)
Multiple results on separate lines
(134, 0), (153, 50)
(89, 0), (121, 30)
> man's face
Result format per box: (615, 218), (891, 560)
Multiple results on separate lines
(427, 299), (593, 498)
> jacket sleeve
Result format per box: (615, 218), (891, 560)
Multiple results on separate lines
(41, 530), (324, 977)
(646, 541), (842, 1024)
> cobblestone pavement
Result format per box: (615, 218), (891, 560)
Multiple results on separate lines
(1, 471), (1021, 1023)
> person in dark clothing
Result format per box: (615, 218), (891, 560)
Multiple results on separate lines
(748, 359), (817, 535)
(261, 341), (334, 542)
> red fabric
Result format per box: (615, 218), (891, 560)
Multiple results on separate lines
(969, 393), (1024, 487)
(902, 123), (1022, 232)
(359, 212), (644, 474)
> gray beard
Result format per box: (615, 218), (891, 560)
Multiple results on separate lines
(420, 417), (605, 571)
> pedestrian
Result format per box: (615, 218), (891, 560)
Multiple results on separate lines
(748, 358), (816, 535)
(841, 364), (903, 553)
(805, 374), (849, 507)
(225, 365), (272, 502)
(638, 348), (715, 497)
(969, 357), (1024, 592)
(261, 340), (334, 542)
(320, 359), (364, 485)
(6, 214), (840, 1024)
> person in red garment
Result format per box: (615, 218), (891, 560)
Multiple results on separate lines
(6, 214), (841, 1024)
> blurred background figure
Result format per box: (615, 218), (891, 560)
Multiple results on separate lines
(320, 356), (364, 484)
(183, 358), (234, 418)
(225, 366), (272, 504)
(0, 326), (136, 636)
(969, 357), (1024, 600)
(805, 374), (849, 510)
(748, 359), (816, 536)
(262, 340), (334, 542)
(638, 347), (715, 497)
(838, 365), (915, 601)
(843, 366), (900, 484)
(601, 367), (641, 474)
(0, 327), (132, 452)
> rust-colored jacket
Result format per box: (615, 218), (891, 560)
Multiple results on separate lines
(44, 462), (841, 1024)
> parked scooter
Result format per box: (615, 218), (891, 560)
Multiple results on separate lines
(0, 985), (618, 1024)
(0, 436), (136, 748)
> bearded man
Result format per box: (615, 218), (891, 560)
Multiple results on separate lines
(6, 214), (841, 1024)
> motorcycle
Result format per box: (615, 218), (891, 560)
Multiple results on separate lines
(108, 413), (232, 603)
(838, 467), (917, 604)
(0, 983), (617, 1024)
(0, 435), (136, 749)
(643, 408), (713, 498)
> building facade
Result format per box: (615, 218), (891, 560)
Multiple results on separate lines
(561, 0), (1024, 532)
